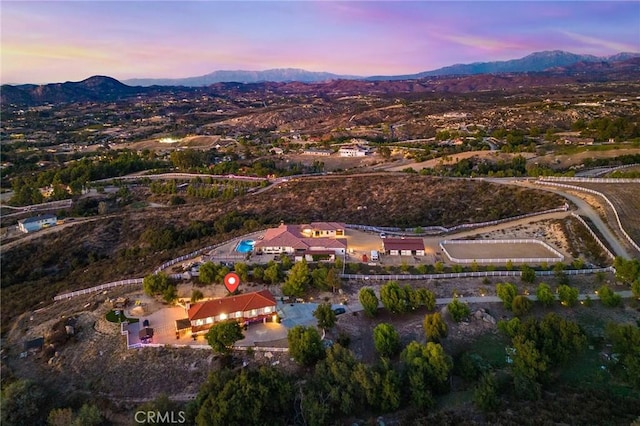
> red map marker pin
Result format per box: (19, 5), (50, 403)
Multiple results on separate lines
(224, 272), (240, 293)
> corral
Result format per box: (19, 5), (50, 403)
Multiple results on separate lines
(440, 239), (564, 264)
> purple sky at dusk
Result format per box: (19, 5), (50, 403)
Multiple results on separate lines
(2, 1), (639, 84)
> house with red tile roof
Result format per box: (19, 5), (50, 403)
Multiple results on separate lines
(187, 289), (277, 334)
(382, 237), (425, 256)
(254, 223), (347, 259)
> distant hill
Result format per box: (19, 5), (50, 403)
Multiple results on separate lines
(365, 50), (640, 80)
(0, 76), (169, 106)
(120, 51), (640, 86)
(123, 68), (360, 87)
(2, 56), (639, 107)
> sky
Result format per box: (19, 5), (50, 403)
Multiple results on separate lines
(1, 1), (639, 84)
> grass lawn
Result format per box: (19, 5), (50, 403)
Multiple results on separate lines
(466, 332), (510, 369)
(105, 309), (139, 324)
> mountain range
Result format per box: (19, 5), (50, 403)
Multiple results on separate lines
(2, 51), (639, 106)
(122, 50), (639, 86)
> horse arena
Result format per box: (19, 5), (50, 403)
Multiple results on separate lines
(440, 239), (564, 264)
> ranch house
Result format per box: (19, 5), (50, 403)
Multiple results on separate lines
(187, 289), (277, 334)
(18, 214), (57, 233)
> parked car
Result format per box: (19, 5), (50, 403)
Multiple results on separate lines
(333, 307), (346, 315)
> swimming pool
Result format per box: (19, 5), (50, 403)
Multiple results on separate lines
(235, 239), (256, 253)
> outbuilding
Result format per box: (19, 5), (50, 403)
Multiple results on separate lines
(382, 237), (425, 256)
(17, 214), (57, 233)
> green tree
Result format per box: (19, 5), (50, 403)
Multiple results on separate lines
(417, 288), (436, 311)
(263, 262), (282, 285)
(313, 303), (336, 331)
(190, 289), (204, 303)
(0, 379), (49, 426)
(326, 267), (342, 292)
(358, 287), (379, 317)
(380, 281), (407, 313)
(497, 317), (521, 338)
(423, 312), (448, 342)
(605, 322), (640, 388)
(511, 295), (533, 316)
(557, 284), (579, 307)
(496, 282), (518, 309)
(473, 372), (500, 412)
(554, 262), (569, 285)
(401, 341), (453, 408)
(48, 408), (74, 426)
(373, 323), (401, 357)
(72, 404), (102, 426)
(598, 285), (622, 307)
(311, 266), (329, 290)
(447, 298), (470, 322)
(162, 284), (178, 303)
(252, 265), (264, 282)
(288, 325), (324, 365)
(520, 264), (536, 284)
(234, 262), (249, 282)
(205, 320), (244, 354)
(535, 283), (555, 307)
(192, 367), (293, 426)
(632, 280), (640, 298)
(282, 259), (310, 297)
(198, 261), (219, 285)
(143, 272), (174, 299)
(613, 257), (640, 284)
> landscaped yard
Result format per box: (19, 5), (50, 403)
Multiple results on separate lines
(105, 309), (139, 323)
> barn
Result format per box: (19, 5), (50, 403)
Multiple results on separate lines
(382, 237), (425, 256)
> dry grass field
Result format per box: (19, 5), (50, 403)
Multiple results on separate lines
(573, 182), (640, 254)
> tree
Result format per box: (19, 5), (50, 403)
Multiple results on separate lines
(311, 266), (329, 290)
(263, 262), (282, 285)
(143, 272), (169, 295)
(598, 285), (622, 307)
(447, 298), (470, 322)
(72, 404), (103, 426)
(205, 320), (244, 354)
(326, 267), (342, 292)
(48, 408), (74, 426)
(401, 341), (453, 407)
(557, 284), (579, 307)
(535, 283), (555, 307)
(417, 288), (436, 311)
(632, 280), (640, 298)
(282, 259), (310, 297)
(0, 379), (49, 426)
(521, 264), (536, 284)
(198, 261), (219, 285)
(380, 281), (407, 313)
(373, 323), (401, 357)
(358, 287), (379, 317)
(554, 262), (569, 285)
(496, 282), (518, 309)
(605, 322), (640, 388)
(190, 289), (204, 303)
(423, 312), (448, 342)
(234, 262), (249, 282)
(252, 265), (264, 282)
(287, 325), (324, 365)
(162, 284), (178, 303)
(511, 295), (533, 316)
(313, 303), (336, 331)
(613, 257), (640, 284)
(473, 372), (500, 412)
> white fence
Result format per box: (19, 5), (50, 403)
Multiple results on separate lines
(54, 278), (144, 301)
(536, 180), (640, 254)
(570, 212), (615, 260)
(439, 239), (565, 264)
(346, 206), (568, 236)
(540, 176), (640, 183)
(341, 267), (614, 281)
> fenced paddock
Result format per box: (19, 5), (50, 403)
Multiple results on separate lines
(440, 239), (564, 264)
